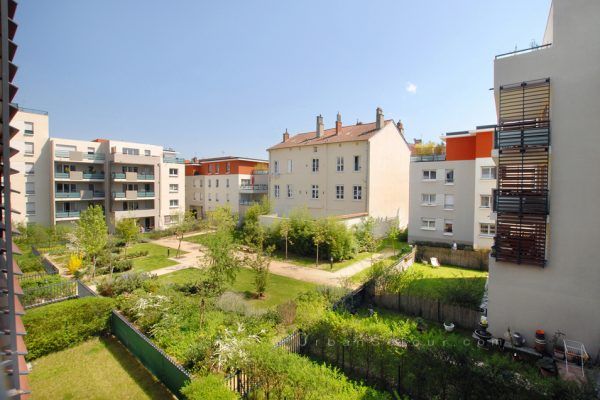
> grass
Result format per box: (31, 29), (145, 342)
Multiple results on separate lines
(273, 250), (375, 272)
(29, 336), (172, 400)
(406, 262), (488, 299)
(157, 267), (317, 308)
(128, 242), (186, 273)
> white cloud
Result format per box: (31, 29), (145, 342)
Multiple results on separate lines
(406, 82), (417, 94)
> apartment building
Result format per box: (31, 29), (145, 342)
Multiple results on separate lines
(1, 0), (29, 397)
(267, 108), (410, 230)
(185, 156), (269, 218)
(487, 0), (600, 356)
(408, 129), (496, 249)
(11, 109), (186, 231)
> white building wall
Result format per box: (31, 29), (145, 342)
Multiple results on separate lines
(472, 157), (496, 249)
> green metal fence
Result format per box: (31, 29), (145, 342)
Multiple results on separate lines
(110, 311), (191, 398)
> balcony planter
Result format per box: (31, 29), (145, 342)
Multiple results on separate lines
(443, 322), (455, 332)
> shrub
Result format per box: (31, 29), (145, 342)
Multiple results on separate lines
(440, 276), (485, 308)
(277, 300), (297, 326)
(182, 375), (240, 400)
(67, 253), (83, 275)
(97, 272), (156, 297)
(14, 253), (45, 273)
(20, 273), (63, 290)
(23, 296), (115, 359)
(123, 249), (149, 259)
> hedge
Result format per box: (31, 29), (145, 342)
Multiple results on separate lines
(23, 297), (115, 359)
(182, 375), (239, 400)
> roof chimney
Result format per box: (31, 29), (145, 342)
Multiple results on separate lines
(376, 107), (384, 130)
(316, 115), (324, 138)
(335, 112), (342, 135)
(282, 129), (289, 143)
(396, 120), (405, 136)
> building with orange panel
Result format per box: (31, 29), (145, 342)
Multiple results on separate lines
(408, 128), (496, 249)
(185, 156), (269, 218)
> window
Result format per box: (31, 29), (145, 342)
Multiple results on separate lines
(144, 149), (151, 156)
(164, 215), (173, 225)
(169, 184), (179, 193)
(313, 146), (318, 153)
(216, 164), (220, 174)
(311, 185), (319, 199)
(421, 218), (435, 230)
(25, 162), (34, 175)
(208, 193), (212, 201)
(208, 179), (212, 188)
(169, 168), (178, 176)
(241, 178), (251, 186)
(199, 179), (203, 188)
(273, 161), (279, 174)
(481, 166), (497, 180)
(445, 169), (454, 184)
(25, 182), (35, 195)
(122, 166), (138, 173)
(421, 193), (436, 206)
(26, 202), (35, 215)
(444, 220), (454, 235)
(480, 195), (491, 208)
(444, 194), (455, 210)
(274, 184), (280, 198)
(226, 162), (231, 173)
(208, 164), (214, 173)
(423, 170), (436, 181)
(335, 185), (344, 200)
(226, 179), (230, 188)
(287, 184), (293, 198)
(23, 121), (34, 136)
(353, 185), (362, 200)
(24, 142), (34, 155)
(192, 179), (197, 188)
(87, 147), (95, 155)
(123, 147), (139, 155)
(193, 192), (198, 201)
(169, 199), (179, 208)
(312, 158), (319, 172)
(480, 223), (496, 236)
(215, 193), (219, 202)
(226, 193), (230, 202)
(353, 155), (361, 171)
(123, 201), (139, 211)
(336, 156), (344, 172)
(215, 179), (219, 188)
(287, 160), (293, 173)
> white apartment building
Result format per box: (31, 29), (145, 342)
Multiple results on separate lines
(185, 156), (269, 218)
(487, 0), (600, 356)
(408, 129), (496, 249)
(266, 108), (411, 231)
(12, 108), (186, 231)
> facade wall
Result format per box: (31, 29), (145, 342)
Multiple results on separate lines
(472, 157), (496, 249)
(487, 0), (600, 355)
(408, 160), (475, 245)
(11, 110), (51, 226)
(157, 160), (185, 229)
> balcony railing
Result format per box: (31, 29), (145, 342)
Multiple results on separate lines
(239, 200), (259, 206)
(93, 191), (105, 198)
(56, 211), (80, 218)
(410, 154), (446, 162)
(55, 192), (80, 199)
(111, 172), (126, 179)
(163, 156), (185, 164)
(54, 150), (70, 158)
(54, 172), (69, 179)
(138, 174), (154, 180)
(253, 170), (269, 175)
(138, 191), (155, 197)
(239, 184), (268, 193)
(83, 172), (104, 179)
(54, 150), (106, 161)
(495, 43), (552, 60)
(112, 192), (125, 198)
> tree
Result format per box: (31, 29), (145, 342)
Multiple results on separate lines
(387, 225), (401, 256)
(115, 218), (139, 256)
(279, 218), (291, 260)
(241, 200), (269, 247)
(208, 205), (237, 234)
(354, 217), (378, 253)
(200, 228), (240, 295)
(313, 220), (327, 267)
(75, 205), (108, 277)
(173, 211), (196, 258)
(247, 243), (272, 299)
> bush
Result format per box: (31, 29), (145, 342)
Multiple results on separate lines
(440, 277), (485, 308)
(67, 253), (83, 275)
(123, 250), (149, 259)
(182, 374), (240, 400)
(23, 296), (115, 359)
(20, 273), (63, 290)
(14, 253), (45, 273)
(97, 272), (156, 297)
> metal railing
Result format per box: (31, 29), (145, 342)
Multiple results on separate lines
(138, 174), (154, 180)
(23, 280), (77, 308)
(54, 172), (69, 179)
(252, 169), (269, 175)
(163, 156), (185, 164)
(495, 43), (552, 59)
(112, 192), (125, 198)
(138, 191), (155, 197)
(239, 200), (258, 206)
(55, 192), (80, 199)
(111, 172), (126, 179)
(84, 153), (105, 161)
(411, 154), (446, 162)
(83, 172), (105, 179)
(55, 211), (80, 218)
(93, 191), (105, 198)
(239, 184), (268, 192)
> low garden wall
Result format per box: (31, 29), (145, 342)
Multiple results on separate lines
(31, 245), (60, 274)
(416, 245), (489, 271)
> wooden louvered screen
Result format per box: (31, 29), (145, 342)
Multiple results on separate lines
(493, 79), (550, 267)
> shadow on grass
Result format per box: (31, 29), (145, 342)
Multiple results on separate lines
(102, 335), (175, 400)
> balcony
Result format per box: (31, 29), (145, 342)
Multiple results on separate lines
(111, 152), (159, 165)
(56, 190), (105, 200)
(54, 171), (105, 181)
(138, 191), (155, 198)
(138, 174), (154, 180)
(54, 150), (105, 163)
(252, 169), (269, 175)
(410, 154), (446, 162)
(113, 208), (156, 219)
(239, 200), (259, 206)
(112, 192), (125, 199)
(111, 172), (155, 181)
(163, 156), (185, 164)
(55, 192), (80, 199)
(112, 191), (155, 200)
(239, 184), (268, 193)
(55, 211), (80, 219)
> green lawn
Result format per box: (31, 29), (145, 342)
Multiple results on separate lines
(157, 267), (317, 308)
(273, 251), (375, 272)
(128, 242), (186, 273)
(183, 232), (214, 246)
(403, 262), (488, 300)
(29, 336), (172, 400)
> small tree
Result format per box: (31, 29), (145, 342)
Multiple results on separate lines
(76, 205), (108, 277)
(208, 205), (237, 234)
(173, 211), (196, 258)
(115, 217), (139, 256)
(387, 225), (400, 256)
(313, 220), (327, 267)
(279, 218), (291, 260)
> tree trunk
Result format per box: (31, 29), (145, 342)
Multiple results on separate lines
(284, 236), (288, 260)
(177, 235), (182, 258)
(316, 244), (319, 267)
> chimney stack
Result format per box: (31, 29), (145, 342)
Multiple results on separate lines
(316, 115), (324, 138)
(396, 120), (405, 136)
(376, 107), (384, 130)
(282, 129), (289, 142)
(335, 112), (342, 135)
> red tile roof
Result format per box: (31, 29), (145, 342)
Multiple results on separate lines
(268, 120), (393, 151)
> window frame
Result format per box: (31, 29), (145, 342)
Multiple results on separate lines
(443, 194), (455, 210)
(421, 193), (436, 206)
(420, 217), (436, 231)
(336, 156), (344, 172)
(353, 185), (362, 200)
(335, 184), (344, 200)
(353, 155), (361, 172)
(480, 194), (491, 208)
(274, 184), (280, 198)
(422, 169), (437, 181)
(312, 158), (319, 172)
(445, 169), (454, 184)
(443, 219), (454, 235)
(481, 166), (497, 180)
(311, 184), (319, 199)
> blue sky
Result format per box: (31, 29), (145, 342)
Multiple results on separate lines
(14, 0), (550, 159)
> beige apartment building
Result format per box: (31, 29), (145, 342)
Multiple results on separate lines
(12, 108), (186, 231)
(408, 129), (496, 249)
(185, 156), (269, 218)
(267, 108), (410, 231)
(487, 0), (600, 356)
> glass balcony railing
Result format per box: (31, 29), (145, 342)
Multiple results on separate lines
(56, 211), (80, 218)
(410, 154), (446, 162)
(252, 170), (269, 175)
(138, 174), (154, 180)
(112, 192), (126, 198)
(54, 172), (69, 179)
(84, 153), (105, 161)
(55, 192), (80, 199)
(138, 191), (155, 197)
(163, 156), (185, 164)
(54, 150), (70, 158)
(112, 172), (126, 179)
(93, 191), (105, 198)
(239, 184), (268, 192)
(83, 172), (104, 179)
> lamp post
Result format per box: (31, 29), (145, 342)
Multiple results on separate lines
(330, 256), (334, 270)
